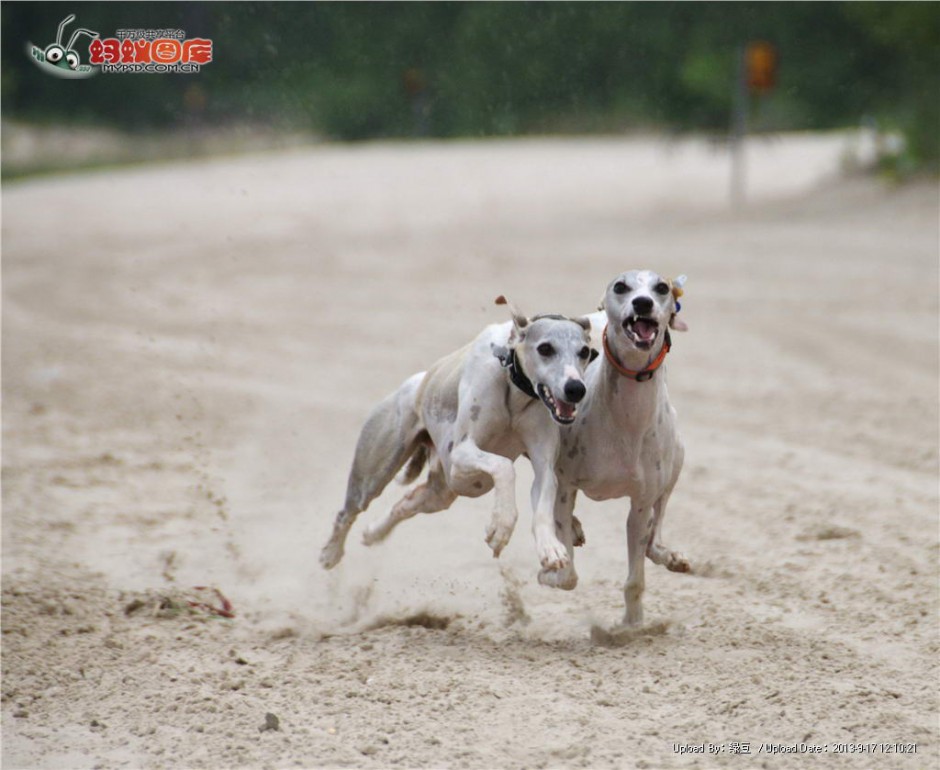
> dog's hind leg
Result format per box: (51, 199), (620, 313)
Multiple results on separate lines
(646, 488), (690, 573)
(362, 460), (457, 545)
(645, 444), (689, 572)
(571, 514), (586, 547)
(320, 374), (426, 569)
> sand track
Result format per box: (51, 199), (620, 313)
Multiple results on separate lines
(3, 135), (937, 768)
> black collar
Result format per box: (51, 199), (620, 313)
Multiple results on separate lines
(497, 348), (538, 400)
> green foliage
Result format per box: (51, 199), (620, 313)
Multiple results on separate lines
(2, 2), (937, 167)
(842, 3), (940, 170)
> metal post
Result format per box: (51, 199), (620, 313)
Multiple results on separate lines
(730, 44), (748, 208)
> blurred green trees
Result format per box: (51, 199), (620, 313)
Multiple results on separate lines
(2, 2), (936, 166)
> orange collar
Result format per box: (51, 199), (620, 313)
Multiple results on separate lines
(602, 325), (671, 382)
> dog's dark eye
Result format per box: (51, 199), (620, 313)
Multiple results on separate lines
(537, 343), (555, 357)
(613, 281), (630, 295)
(654, 281), (670, 295)
(578, 346), (590, 360)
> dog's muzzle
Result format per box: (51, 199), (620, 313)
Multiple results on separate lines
(622, 314), (660, 350)
(537, 383), (580, 425)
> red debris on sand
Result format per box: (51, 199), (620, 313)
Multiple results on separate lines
(188, 586), (235, 618)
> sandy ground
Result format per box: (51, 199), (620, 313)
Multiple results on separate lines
(2, 134), (938, 770)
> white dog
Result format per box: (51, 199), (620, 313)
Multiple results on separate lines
(533, 270), (690, 626)
(320, 298), (595, 572)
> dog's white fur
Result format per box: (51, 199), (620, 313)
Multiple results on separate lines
(320, 305), (594, 572)
(530, 269), (690, 626)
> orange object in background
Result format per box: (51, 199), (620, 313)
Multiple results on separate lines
(746, 41), (777, 93)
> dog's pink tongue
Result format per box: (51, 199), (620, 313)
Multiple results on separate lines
(633, 319), (657, 342)
(557, 400), (576, 420)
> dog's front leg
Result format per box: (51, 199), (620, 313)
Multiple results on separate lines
(531, 466), (569, 571)
(449, 439), (517, 557)
(623, 501), (652, 625)
(537, 482), (579, 590)
(527, 442), (569, 572)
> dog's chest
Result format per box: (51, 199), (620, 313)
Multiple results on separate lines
(562, 393), (671, 500)
(568, 431), (642, 500)
(479, 429), (526, 461)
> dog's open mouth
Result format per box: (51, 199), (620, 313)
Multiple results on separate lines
(537, 384), (578, 425)
(623, 315), (660, 350)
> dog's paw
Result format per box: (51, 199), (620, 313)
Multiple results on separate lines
(647, 544), (691, 573)
(571, 515), (586, 547)
(538, 565), (578, 591)
(319, 541), (344, 570)
(484, 520), (514, 558)
(666, 552), (691, 573)
(535, 528), (570, 571)
(361, 523), (388, 547)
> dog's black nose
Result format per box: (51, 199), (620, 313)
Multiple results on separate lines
(632, 296), (654, 315)
(564, 379), (586, 403)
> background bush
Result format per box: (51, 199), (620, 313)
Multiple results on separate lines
(3, 2), (936, 167)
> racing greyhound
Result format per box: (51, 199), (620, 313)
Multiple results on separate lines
(320, 298), (595, 573)
(536, 270), (690, 626)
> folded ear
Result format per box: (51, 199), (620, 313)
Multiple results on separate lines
(671, 274), (687, 300)
(596, 294), (606, 311)
(572, 316), (592, 332)
(669, 313), (689, 332)
(669, 275), (688, 330)
(495, 295), (529, 336)
(492, 344), (511, 367)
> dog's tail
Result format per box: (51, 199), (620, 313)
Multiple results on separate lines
(397, 432), (430, 485)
